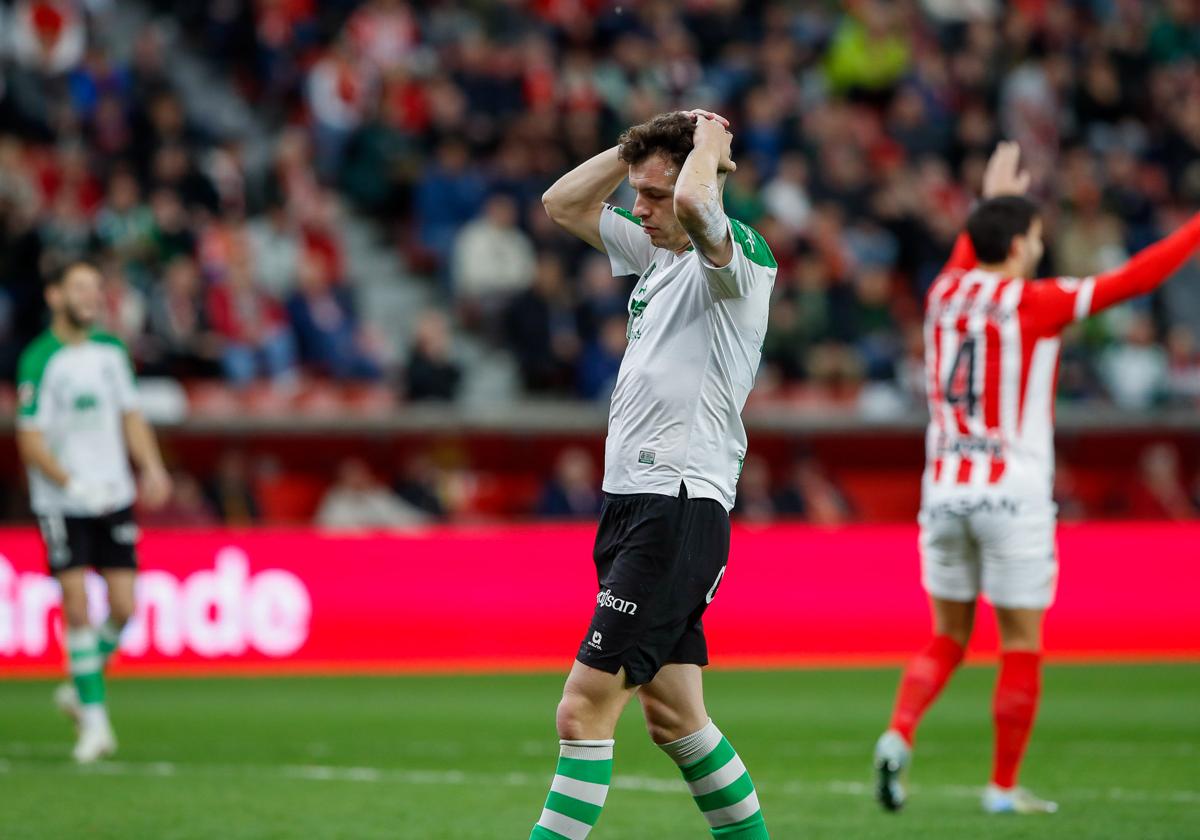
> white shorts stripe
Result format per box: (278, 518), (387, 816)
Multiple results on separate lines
(702, 788), (761, 827)
(686, 754), (746, 797)
(536, 807), (592, 840)
(550, 774), (609, 807)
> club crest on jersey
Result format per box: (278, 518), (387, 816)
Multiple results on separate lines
(596, 589), (637, 615)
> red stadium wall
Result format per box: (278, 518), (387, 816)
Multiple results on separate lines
(1, 524), (1197, 676)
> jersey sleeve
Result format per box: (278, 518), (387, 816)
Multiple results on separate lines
(1018, 276), (1097, 337)
(16, 344), (52, 430)
(598, 203), (656, 276)
(112, 342), (139, 412)
(697, 217), (778, 299)
(1021, 211), (1200, 336)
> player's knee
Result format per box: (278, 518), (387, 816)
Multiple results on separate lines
(942, 627), (972, 648)
(555, 686), (602, 741)
(60, 595), (90, 629)
(107, 598), (135, 628)
(641, 697), (681, 744)
(641, 695), (701, 745)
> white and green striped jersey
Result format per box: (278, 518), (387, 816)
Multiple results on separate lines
(17, 330), (139, 516)
(598, 203), (776, 511)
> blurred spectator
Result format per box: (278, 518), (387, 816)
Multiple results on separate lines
(536, 448), (601, 520)
(394, 454), (447, 520)
(849, 267), (900, 381)
(1126, 443), (1198, 520)
(762, 153), (812, 236)
(286, 250), (382, 380)
(824, 2), (910, 97)
(206, 253), (297, 386)
(316, 457), (429, 530)
(147, 187), (196, 266)
(98, 255), (146, 349)
(1165, 326), (1200, 406)
(452, 193), (537, 315)
(345, 0), (419, 74)
(404, 310), (461, 401)
(139, 470), (219, 527)
(505, 254), (580, 393)
(1100, 313), (1168, 410)
(415, 140), (487, 269)
(205, 450), (263, 526)
(93, 170), (154, 281)
(733, 455), (777, 523)
(145, 255), (222, 377)
(8, 0), (86, 76)
(577, 314), (627, 402)
(774, 457), (853, 525)
(307, 35), (371, 180)
(575, 254), (629, 342)
(244, 197), (301, 299)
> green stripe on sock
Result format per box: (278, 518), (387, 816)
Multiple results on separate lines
(73, 671), (105, 705)
(694, 771), (756, 814)
(544, 791), (603, 826)
(556, 756), (612, 785)
(681, 737), (737, 782)
(711, 811), (769, 838)
(529, 826), (571, 840)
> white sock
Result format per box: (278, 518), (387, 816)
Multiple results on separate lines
(80, 704), (109, 729)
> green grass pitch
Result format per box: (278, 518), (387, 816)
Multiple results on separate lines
(1, 664), (1197, 839)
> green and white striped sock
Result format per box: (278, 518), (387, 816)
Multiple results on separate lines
(96, 617), (123, 665)
(530, 739), (614, 839)
(661, 720), (769, 839)
(66, 627), (106, 707)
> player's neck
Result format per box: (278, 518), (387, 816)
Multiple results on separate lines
(976, 259), (1024, 279)
(51, 318), (90, 345)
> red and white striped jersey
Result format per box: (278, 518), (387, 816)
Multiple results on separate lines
(922, 214), (1200, 506)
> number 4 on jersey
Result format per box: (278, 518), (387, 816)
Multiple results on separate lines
(945, 337), (978, 417)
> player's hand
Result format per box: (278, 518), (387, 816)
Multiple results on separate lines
(684, 108), (730, 129)
(139, 465), (173, 510)
(688, 111), (737, 174)
(983, 141), (1031, 198)
(66, 477), (113, 514)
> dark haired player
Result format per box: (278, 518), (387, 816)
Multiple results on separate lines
(527, 110), (776, 839)
(16, 262), (171, 762)
(874, 143), (1200, 815)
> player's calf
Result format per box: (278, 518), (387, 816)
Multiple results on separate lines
(660, 720), (770, 839)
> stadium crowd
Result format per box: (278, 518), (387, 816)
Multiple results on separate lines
(2, 0), (1200, 522)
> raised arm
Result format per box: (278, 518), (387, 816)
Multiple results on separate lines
(1022, 212), (1200, 336)
(943, 142), (1034, 275)
(541, 146), (628, 252)
(1090, 212), (1200, 311)
(673, 114), (736, 268)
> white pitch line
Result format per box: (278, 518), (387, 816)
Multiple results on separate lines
(1, 755), (1197, 805)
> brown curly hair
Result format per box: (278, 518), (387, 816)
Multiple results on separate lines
(617, 112), (695, 169)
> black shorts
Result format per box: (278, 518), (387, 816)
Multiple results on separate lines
(37, 507), (139, 574)
(577, 483), (731, 686)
